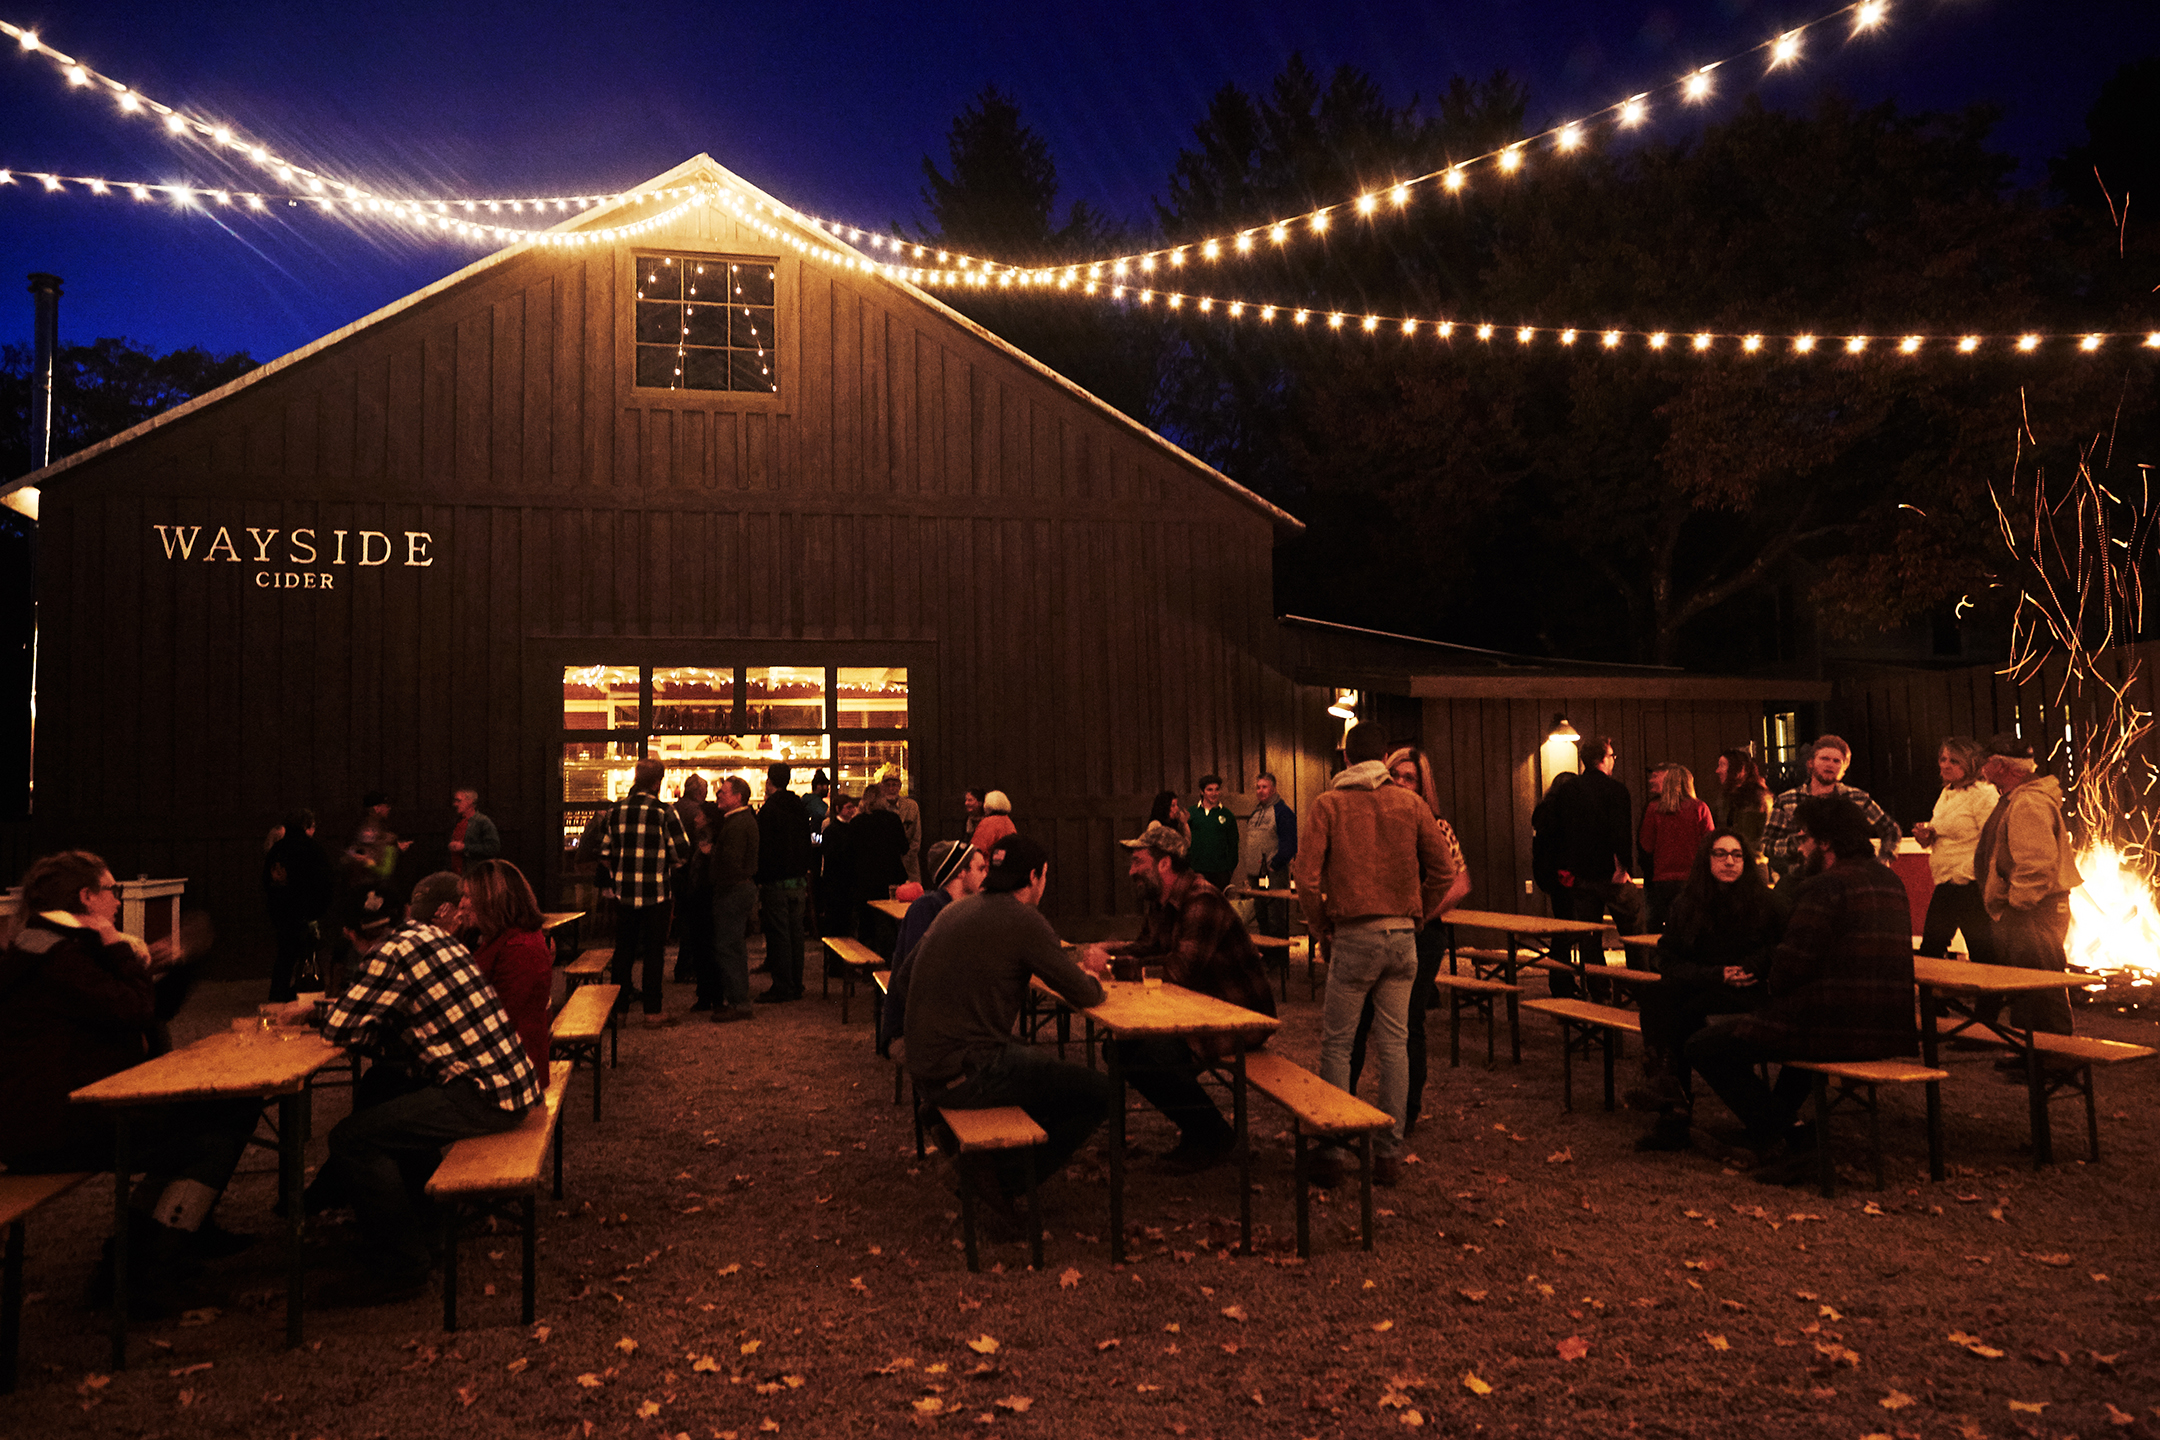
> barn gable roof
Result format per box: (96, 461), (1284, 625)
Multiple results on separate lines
(4, 154), (1301, 531)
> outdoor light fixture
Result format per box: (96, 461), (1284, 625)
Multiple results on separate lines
(1538, 715), (1582, 790)
(1328, 689), (1361, 721)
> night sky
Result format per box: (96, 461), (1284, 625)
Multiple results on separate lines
(2, 0), (2155, 363)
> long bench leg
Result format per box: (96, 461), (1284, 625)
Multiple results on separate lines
(607, 1010), (618, 1070)
(2, 1218), (23, 1395)
(1600, 1031), (1618, 1112)
(1023, 1147), (1042, 1272)
(1233, 1042), (1252, 1257)
(1558, 1026), (1575, 1113)
(2082, 1067), (2100, 1162)
(280, 1093), (306, 1349)
(522, 1195), (538, 1325)
(553, 1119), (566, 1202)
(1864, 1083), (1884, 1190)
(1293, 1131), (1311, 1260)
(912, 1079), (927, 1159)
(1358, 1133), (1375, 1253)
(442, 1207), (460, 1332)
(592, 1047), (604, 1125)
(1812, 1075), (1836, 1200)
(109, 1113), (130, 1372)
(958, 1165), (980, 1274)
(1448, 994), (1463, 1070)
(1926, 1079), (1945, 1182)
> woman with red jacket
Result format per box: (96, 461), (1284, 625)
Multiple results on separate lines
(460, 859), (554, 1074)
(1638, 764), (1715, 931)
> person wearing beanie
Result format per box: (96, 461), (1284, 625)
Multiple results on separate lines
(880, 840), (989, 1055)
(971, 790), (1016, 854)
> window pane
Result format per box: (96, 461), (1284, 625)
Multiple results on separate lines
(683, 260), (722, 301)
(636, 346), (680, 388)
(836, 739), (908, 800)
(563, 665), (640, 730)
(730, 305), (773, 350)
(653, 666), (734, 732)
(683, 303), (730, 347)
(648, 734), (829, 800)
(636, 300), (682, 344)
(637, 259), (681, 301)
(745, 666), (825, 730)
(729, 349), (775, 393)
(837, 667), (908, 729)
(682, 348), (729, 390)
(562, 739), (640, 806)
(732, 264), (776, 307)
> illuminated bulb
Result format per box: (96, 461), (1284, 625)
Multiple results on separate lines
(1559, 329), (1578, 345)
(1170, 249), (1185, 266)
(66, 65), (87, 85)
(1437, 322), (1454, 338)
(18, 29), (39, 49)
(1391, 185), (1409, 206)
(39, 173), (60, 191)
(2017, 334), (2039, 351)
(1140, 255), (1155, 273)
(119, 91), (139, 111)
(1648, 332), (1669, 349)
(1684, 71), (1712, 101)
(1693, 333), (1713, 350)
(1327, 312), (1345, 328)
(1742, 334), (1763, 352)
(1854, 1), (1886, 31)
(1516, 326), (1534, 344)
(1603, 330), (1621, 348)
(1845, 336), (1868, 353)
(1111, 285), (1125, 298)
(1294, 310), (1309, 325)
(1235, 232), (1254, 252)
(1260, 306), (1276, 321)
(1087, 264), (1101, 279)
(1557, 125), (1582, 152)
(2080, 334), (2103, 351)
(1899, 336), (1922, 354)
(1269, 223), (1288, 243)
(1113, 260), (1127, 276)
(1620, 97), (1648, 126)
(1401, 319), (1417, 335)
(1312, 210), (1329, 231)
(213, 126), (231, 145)
(2145, 333), (2160, 348)
(1499, 146), (1522, 173)
(1794, 334), (1817, 352)
(1443, 167), (1465, 191)
(129, 184), (149, 200)
(1476, 324), (1494, 341)
(1362, 315), (1378, 331)
(1357, 193), (1378, 214)
(1229, 302), (1243, 317)
(1772, 31), (1801, 65)
(165, 113), (185, 132)
(1957, 336), (1980, 352)
(1168, 294), (1182, 309)
(1202, 239), (1220, 259)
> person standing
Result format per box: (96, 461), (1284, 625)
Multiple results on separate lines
(1912, 737), (2000, 980)
(805, 770), (831, 831)
(1759, 736), (1902, 884)
(1188, 775), (1239, 892)
(755, 764), (813, 1003)
(816, 792), (861, 939)
(264, 808), (334, 1001)
(700, 776), (760, 1024)
(346, 791), (413, 900)
(874, 764), (923, 886)
(1148, 790), (1191, 847)
(1293, 724), (1457, 1186)
(853, 787), (911, 937)
(1238, 772), (1299, 939)
(1528, 737), (1641, 997)
(1975, 734), (2083, 1039)
(963, 788), (986, 837)
(672, 775), (716, 984)
(971, 790), (1017, 854)
(447, 788), (500, 875)
(1714, 750), (1773, 862)
(1638, 764), (1715, 931)
(599, 759), (692, 1027)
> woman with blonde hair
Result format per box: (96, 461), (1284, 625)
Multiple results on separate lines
(1638, 763), (1714, 930)
(460, 859), (553, 1074)
(1347, 746), (1474, 1138)
(1912, 736), (1999, 974)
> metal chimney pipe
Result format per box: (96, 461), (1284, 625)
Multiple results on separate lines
(27, 272), (63, 471)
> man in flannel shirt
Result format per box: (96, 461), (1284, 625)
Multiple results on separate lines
(1758, 735), (1903, 885)
(305, 871), (540, 1306)
(602, 758), (693, 1026)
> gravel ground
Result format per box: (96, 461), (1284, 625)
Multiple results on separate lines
(6, 954), (2158, 1440)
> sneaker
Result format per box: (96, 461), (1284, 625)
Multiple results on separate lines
(1623, 1075), (1689, 1113)
(688, 999), (716, 1013)
(710, 1005), (754, 1024)
(1371, 1154), (1406, 1188)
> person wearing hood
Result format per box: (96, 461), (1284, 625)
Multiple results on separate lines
(1975, 733), (2084, 1038)
(970, 789), (1017, 855)
(1291, 723), (1458, 1186)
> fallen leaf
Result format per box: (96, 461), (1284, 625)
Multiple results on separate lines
(169, 1362), (213, 1378)
(740, 1340), (762, 1356)
(1546, 1149), (1573, 1165)
(576, 1373), (603, 1389)
(759, 1422), (779, 1434)
(1702, 1334), (1732, 1352)
(1947, 1331), (2006, 1360)
(1459, 1289), (1488, 1304)
(717, 1264), (742, 1277)
(1373, 1321), (1395, 1333)
(2104, 1401), (2138, 1426)
(1095, 1339), (1120, 1353)
(617, 1337), (639, 1355)
(178, 1308), (219, 1327)
(1163, 1323), (1180, 1334)
(1400, 1410), (1425, 1427)
(637, 1401), (662, 1419)
(533, 1325), (552, 1343)
(1862, 1202), (1885, 1216)
(1815, 1343), (1861, 1367)
(848, 1276), (870, 1295)
(967, 1336), (1001, 1355)
(1880, 1391), (1915, 1410)
(1221, 1305), (1248, 1323)
(1819, 1305), (1842, 1321)
(2023, 1252), (2072, 1267)
(176, 1390), (195, 1408)
(913, 1397), (946, 1415)
(783, 1375), (804, 1389)
(1555, 1336), (1589, 1362)
(993, 1396), (1033, 1413)
(1462, 1371), (1493, 1396)
(692, 1355), (720, 1373)
(2007, 1400), (2048, 1415)
(505, 1358), (529, 1375)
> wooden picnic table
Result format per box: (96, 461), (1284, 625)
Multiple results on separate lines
(1048, 979), (1279, 1264)
(539, 910), (586, 964)
(1911, 955), (2110, 1170)
(1437, 909), (1614, 1060)
(868, 899), (910, 923)
(72, 1028), (346, 1368)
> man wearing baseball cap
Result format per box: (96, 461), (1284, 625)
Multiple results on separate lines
(904, 833), (1111, 1233)
(1975, 733), (2083, 1039)
(1082, 821), (1276, 1171)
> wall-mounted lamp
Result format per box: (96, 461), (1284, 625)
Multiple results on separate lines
(1327, 688), (1361, 721)
(1537, 714), (1581, 790)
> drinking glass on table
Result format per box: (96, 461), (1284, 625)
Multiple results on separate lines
(1141, 965), (1165, 989)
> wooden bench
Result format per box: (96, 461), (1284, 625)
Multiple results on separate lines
(2, 1172), (93, 1394)
(1430, 973), (1522, 1069)
(1782, 1059), (1948, 1197)
(550, 983), (621, 1122)
(937, 1106), (1047, 1273)
(1242, 1051), (1394, 1259)
(2023, 1033), (2158, 1163)
(1521, 998), (1643, 1112)
(872, 970), (905, 1103)
(821, 936), (884, 1025)
(426, 1061), (573, 1331)
(561, 950), (618, 1067)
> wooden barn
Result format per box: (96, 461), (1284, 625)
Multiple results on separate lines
(0, 155), (1319, 959)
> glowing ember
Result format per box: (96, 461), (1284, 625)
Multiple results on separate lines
(2066, 843), (2160, 984)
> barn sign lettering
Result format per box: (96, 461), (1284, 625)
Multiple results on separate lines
(152, 523), (434, 590)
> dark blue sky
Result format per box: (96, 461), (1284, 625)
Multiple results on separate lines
(2, 0), (2154, 361)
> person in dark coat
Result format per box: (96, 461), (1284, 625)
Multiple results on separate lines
(755, 763), (815, 1003)
(815, 792), (861, 939)
(264, 808), (336, 1000)
(851, 786), (910, 939)
(0, 849), (258, 1313)
(1685, 797), (1917, 1174)
(1529, 736), (1643, 996)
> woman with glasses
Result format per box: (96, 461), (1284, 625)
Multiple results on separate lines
(1625, 829), (1783, 1151)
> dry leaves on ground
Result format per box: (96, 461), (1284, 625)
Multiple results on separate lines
(994, 1396), (1033, 1413)
(1702, 1334), (1732, 1352)
(967, 1336), (1001, 1355)
(1556, 1337), (1589, 1362)
(1221, 1306), (1249, 1322)
(1060, 1268), (1082, 1289)
(1462, 1372), (1493, 1396)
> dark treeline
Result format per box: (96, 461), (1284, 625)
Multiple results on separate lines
(909, 60), (2160, 667)
(0, 337), (257, 483)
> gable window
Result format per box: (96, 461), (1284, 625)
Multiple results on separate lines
(634, 253), (778, 393)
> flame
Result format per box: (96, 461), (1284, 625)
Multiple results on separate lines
(2067, 843), (2160, 984)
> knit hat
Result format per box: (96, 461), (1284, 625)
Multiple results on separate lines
(982, 833), (1050, 893)
(1118, 820), (1189, 860)
(982, 789), (1012, 814)
(1984, 732), (2036, 760)
(927, 840), (977, 891)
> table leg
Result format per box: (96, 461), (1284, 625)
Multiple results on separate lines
(1918, 988), (1945, 1180)
(280, 1092), (305, 1348)
(3, 1218), (24, 1395)
(2025, 1034), (2051, 1167)
(109, 1111), (130, 1371)
(1107, 1042), (1127, 1265)
(1232, 1040), (1251, 1257)
(1505, 938), (1522, 1062)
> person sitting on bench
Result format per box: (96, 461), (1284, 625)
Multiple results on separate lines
(1626, 830), (1785, 1152)
(275, 870), (539, 1307)
(1684, 798), (1915, 1179)
(1, 849), (259, 1316)
(904, 835), (1112, 1232)
(1081, 821), (1276, 1172)
(880, 839), (987, 1058)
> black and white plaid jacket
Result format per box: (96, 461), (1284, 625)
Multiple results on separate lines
(601, 789), (692, 908)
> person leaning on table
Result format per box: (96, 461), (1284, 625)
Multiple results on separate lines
(0, 849), (259, 1317)
(1974, 732), (2084, 1041)
(1911, 736), (2000, 993)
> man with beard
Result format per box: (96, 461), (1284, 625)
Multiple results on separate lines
(1082, 821), (1277, 1171)
(1684, 796), (1916, 1177)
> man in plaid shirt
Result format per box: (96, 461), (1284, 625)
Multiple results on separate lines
(1759, 735), (1902, 885)
(1083, 821), (1277, 1172)
(602, 758), (693, 1025)
(299, 871), (539, 1306)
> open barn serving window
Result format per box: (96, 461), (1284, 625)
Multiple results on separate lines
(558, 663), (907, 857)
(633, 253), (778, 393)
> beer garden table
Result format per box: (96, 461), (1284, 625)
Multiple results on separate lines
(1436, 909), (1615, 1060)
(71, 1028), (346, 1368)
(1911, 955), (2110, 1170)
